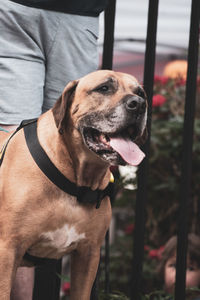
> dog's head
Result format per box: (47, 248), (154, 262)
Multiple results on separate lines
(53, 70), (147, 166)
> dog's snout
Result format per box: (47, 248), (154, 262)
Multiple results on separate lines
(126, 96), (146, 113)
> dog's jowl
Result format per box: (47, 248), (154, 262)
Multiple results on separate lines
(0, 70), (147, 300)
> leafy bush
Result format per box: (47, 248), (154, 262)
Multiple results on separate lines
(146, 75), (200, 245)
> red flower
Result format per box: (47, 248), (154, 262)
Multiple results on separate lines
(152, 94), (167, 107)
(124, 223), (135, 234)
(154, 75), (169, 85)
(175, 78), (186, 86)
(62, 282), (70, 295)
(149, 249), (158, 259)
(148, 246), (165, 260)
(154, 75), (162, 83)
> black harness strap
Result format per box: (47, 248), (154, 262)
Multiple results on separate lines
(23, 120), (111, 209)
(24, 120), (78, 196)
(23, 252), (58, 266)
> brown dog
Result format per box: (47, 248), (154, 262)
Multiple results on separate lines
(0, 70), (147, 300)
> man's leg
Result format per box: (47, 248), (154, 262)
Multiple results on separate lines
(0, 0), (45, 126)
(41, 12), (99, 111)
(10, 267), (35, 300)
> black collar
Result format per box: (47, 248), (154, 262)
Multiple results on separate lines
(23, 119), (112, 209)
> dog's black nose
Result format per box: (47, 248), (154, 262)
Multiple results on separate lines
(126, 96), (146, 113)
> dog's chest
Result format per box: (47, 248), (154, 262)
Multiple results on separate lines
(28, 224), (85, 259)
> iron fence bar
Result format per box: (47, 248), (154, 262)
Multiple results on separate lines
(131, 1), (159, 299)
(105, 182), (115, 294)
(104, 231), (110, 294)
(175, 0), (200, 299)
(90, 1), (116, 299)
(33, 259), (62, 300)
(102, 1), (116, 294)
(101, 0), (116, 70)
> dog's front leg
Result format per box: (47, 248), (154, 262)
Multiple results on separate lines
(0, 241), (17, 300)
(70, 244), (100, 300)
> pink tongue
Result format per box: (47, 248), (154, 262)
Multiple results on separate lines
(110, 137), (145, 166)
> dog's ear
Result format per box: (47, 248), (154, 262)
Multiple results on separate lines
(52, 80), (78, 134)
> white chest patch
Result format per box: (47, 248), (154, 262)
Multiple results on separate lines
(43, 225), (85, 249)
(28, 225), (86, 258)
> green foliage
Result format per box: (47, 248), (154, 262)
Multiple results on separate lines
(144, 76), (200, 245)
(99, 291), (129, 299)
(140, 290), (172, 300)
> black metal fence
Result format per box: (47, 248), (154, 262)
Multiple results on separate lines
(33, 0), (200, 299)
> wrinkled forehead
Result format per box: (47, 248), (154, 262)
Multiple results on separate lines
(76, 70), (140, 92)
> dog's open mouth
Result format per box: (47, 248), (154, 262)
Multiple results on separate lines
(82, 126), (145, 166)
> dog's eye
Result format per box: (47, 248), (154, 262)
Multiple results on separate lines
(136, 87), (145, 98)
(95, 85), (110, 93)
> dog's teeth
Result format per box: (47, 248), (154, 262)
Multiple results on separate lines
(100, 134), (106, 143)
(99, 134), (110, 145)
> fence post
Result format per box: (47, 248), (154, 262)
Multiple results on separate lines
(101, 0), (116, 71)
(90, 1), (116, 299)
(33, 259), (62, 300)
(175, 0), (200, 299)
(131, 1), (159, 299)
